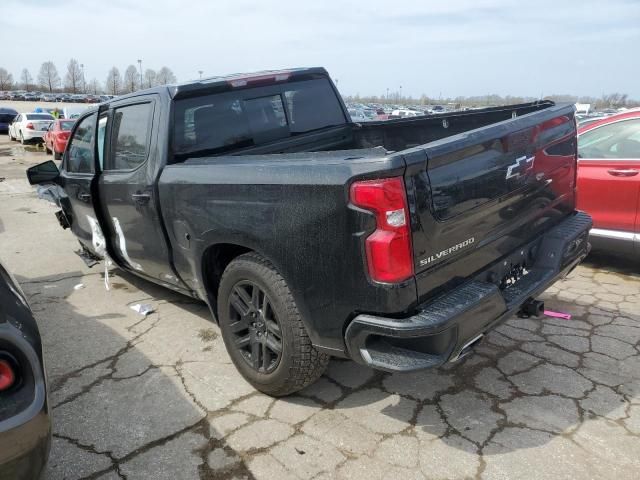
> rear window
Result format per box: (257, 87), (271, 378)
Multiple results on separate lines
(173, 78), (346, 157)
(26, 114), (54, 120)
(60, 120), (75, 131)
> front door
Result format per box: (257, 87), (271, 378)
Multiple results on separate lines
(57, 112), (100, 253)
(577, 118), (640, 234)
(96, 97), (177, 285)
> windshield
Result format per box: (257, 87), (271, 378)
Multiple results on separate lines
(173, 78), (346, 157)
(60, 120), (75, 130)
(26, 114), (54, 120)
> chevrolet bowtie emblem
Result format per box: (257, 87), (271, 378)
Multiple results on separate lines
(506, 155), (535, 180)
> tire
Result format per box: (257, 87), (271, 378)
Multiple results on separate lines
(45, 143), (52, 154)
(217, 252), (329, 396)
(8, 130), (14, 141)
(54, 149), (62, 160)
(20, 132), (25, 145)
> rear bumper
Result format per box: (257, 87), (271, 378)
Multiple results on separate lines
(344, 211), (592, 372)
(21, 130), (45, 142)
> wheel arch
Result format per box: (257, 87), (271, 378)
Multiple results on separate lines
(200, 242), (253, 321)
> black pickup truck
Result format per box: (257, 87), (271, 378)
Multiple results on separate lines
(27, 67), (591, 395)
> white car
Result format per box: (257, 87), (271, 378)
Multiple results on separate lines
(348, 108), (368, 122)
(8, 112), (55, 144)
(391, 109), (422, 118)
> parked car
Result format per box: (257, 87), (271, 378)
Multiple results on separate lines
(23, 93), (38, 102)
(43, 119), (75, 159)
(69, 94), (85, 103)
(8, 92), (25, 101)
(577, 109), (640, 257)
(61, 106), (88, 119)
(7, 113), (54, 144)
(40, 93), (56, 102)
(84, 95), (100, 103)
(27, 67), (591, 396)
(56, 94), (71, 103)
(0, 108), (18, 133)
(0, 259), (51, 479)
(0, 92), (8, 101)
(348, 108), (367, 122)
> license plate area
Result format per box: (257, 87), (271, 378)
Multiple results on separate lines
(478, 237), (542, 291)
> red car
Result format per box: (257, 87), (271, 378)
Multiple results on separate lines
(577, 109), (640, 257)
(43, 119), (75, 160)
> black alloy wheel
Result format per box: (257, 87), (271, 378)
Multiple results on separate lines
(227, 280), (283, 374)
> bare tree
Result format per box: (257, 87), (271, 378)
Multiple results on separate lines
(64, 58), (83, 93)
(0, 68), (13, 90)
(143, 68), (157, 88)
(37, 61), (61, 92)
(89, 78), (101, 95)
(600, 93), (628, 109)
(156, 66), (176, 85)
(105, 67), (122, 95)
(20, 68), (33, 91)
(123, 65), (139, 93)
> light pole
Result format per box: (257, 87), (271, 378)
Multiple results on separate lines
(137, 59), (143, 89)
(198, 70), (203, 80)
(386, 87), (389, 104)
(80, 63), (85, 93)
(399, 85), (402, 103)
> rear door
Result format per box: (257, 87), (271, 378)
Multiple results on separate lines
(404, 104), (579, 300)
(576, 117), (640, 235)
(96, 96), (177, 284)
(57, 112), (99, 252)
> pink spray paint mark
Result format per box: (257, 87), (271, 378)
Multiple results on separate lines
(544, 310), (572, 320)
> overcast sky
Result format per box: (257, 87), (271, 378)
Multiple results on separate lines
(2, 0), (639, 98)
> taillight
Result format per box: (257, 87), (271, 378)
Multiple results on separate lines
(25, 122), (34, 130)
(0, 358), (16, 391)
(350, 177), (414, 283)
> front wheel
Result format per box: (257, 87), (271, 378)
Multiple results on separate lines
(217, 253), (329, 396)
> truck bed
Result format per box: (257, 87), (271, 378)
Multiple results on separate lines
(175, 101), (555, 159)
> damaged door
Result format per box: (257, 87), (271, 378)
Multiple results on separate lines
(97, 97), (177, 285)
(57, 112), (101, 254)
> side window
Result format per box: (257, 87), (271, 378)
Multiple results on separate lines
(106, 103), (152, 170)
(578, 119), (640, 159)
(66, 113), (96, 174)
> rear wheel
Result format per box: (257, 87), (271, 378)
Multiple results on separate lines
(8, 130), (14, 141)
(20, 132), (26, 145)
(217, 253), (329, 396)
(54, 149), (62, 160)
(45, 142), (52, 154)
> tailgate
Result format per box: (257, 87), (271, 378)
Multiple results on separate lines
(403, 103), (578, 302)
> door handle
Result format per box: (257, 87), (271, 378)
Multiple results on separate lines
(607, 169), (639, 177)
(78, 192), (91, 202)
(131, 192), (151, 205)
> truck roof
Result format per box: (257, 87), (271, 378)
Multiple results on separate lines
(99, 67), (330, 107)
(170, 67), (330, 100)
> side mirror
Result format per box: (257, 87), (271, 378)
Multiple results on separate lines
(27, 160), (60, 185)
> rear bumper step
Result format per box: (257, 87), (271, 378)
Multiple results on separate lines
(344, 211), (592, 372)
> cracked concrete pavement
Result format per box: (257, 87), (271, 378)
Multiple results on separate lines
(1, 135), (639, 479)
